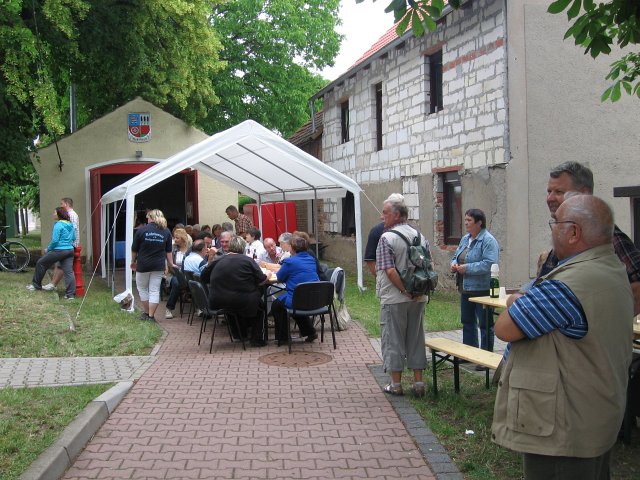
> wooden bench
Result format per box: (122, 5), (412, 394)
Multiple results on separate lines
(425, 337), (503, 395)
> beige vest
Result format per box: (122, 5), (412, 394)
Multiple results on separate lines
(376, 223), (427, 304)
(492, 244), (633, 457)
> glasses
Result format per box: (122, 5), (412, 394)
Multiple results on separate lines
(548, 219), (578, 230)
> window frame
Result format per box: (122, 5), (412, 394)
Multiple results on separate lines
(443, 171), (462, 245)
(374, 82), (383, 151)
(428, 50), (443, 114)
(340, 100), (350, 143)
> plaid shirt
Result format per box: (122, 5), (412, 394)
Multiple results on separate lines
(540, 224), (640, 283)
(234, 213), (254, 236)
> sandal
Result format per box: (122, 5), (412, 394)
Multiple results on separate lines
(383, 384), (404, 396)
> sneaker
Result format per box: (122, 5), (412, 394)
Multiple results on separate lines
(64, 295), (75, 300)
(42, 283), (56, 291)
(139, 312), (149, 321)
(25, 284), (38, 291)
(165, 309), (174, 319)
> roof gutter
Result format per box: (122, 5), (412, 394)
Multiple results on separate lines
(309, 3), (456, 132)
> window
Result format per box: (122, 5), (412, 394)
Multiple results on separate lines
(427, 50), (443, 114)
(374, 83), (383, 151)
(340, 100), (350, 143)
(341, 191), (355, 236)
(443, 171), (462, 244)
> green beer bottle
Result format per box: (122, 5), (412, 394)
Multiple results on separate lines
(490, 264), (500, 298)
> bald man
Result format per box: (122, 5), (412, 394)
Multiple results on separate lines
(493, 195), (632, 480)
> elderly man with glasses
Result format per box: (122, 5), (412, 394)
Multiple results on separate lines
(493, 195), (632, 480)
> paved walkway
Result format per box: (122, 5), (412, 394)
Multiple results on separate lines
(1, 305), (507, 480)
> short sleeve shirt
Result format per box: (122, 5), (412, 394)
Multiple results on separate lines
(131, 223), (172, 272)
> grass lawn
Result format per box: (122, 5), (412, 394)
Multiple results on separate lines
(0, 269), (162, 358)
(0, 384), (112, 480)
(344, 269), (639, 479)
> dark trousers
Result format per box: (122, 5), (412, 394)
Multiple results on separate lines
(166, 276), (180, 310)
(33, 249), (75, 296)
(523, 449), (611, 480)
(460, 291), (494, 351)
(271, 298), (315, 341)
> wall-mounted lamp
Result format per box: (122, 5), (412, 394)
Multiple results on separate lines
(135, 150), (143, 158)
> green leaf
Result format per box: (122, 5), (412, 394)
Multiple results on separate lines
(583, 0), (594, 10)
(411, 11), (424, 37)
(385, 0), (406, 14)
(548, 0), (572, 14)
(431, 0), (445, 10)
(396, 12), (412, 36)
(601, 85), (612, 101)
(622, 81), (632, 95)
(611, 81), (621, 101)
(567, 0), (582, 20)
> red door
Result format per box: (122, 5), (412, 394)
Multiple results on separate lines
(89, 163), (156, 268)
(185, 170), (198, 225)
(275, 201), (297, 237)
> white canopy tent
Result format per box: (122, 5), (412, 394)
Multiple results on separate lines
(100, 119), (364, 293)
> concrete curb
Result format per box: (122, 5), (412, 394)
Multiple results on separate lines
(19, 381), (133, 480)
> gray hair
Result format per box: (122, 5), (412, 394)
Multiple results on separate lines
(278, 232), (292, 244)
(290, 235), (308, 253)
(228, 235), (247, 254)
(550, 161), (594, 194)
(221, 222), (234, 232)
(220, 230), (233, 240)
(561, 194), (613, 245)
(384, 193), (408, 219)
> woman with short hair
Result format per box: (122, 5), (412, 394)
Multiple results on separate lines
(451, 208), (500, 355)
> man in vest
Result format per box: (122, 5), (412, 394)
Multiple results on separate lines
(493, 194), (632, 479)
(376, 193), (429, 397)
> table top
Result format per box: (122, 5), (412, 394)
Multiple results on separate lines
(468, 295), (508, 309)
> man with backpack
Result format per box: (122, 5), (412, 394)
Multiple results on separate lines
(376, 193), (432, 397)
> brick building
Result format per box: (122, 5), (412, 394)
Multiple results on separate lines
(309, 0), (640, 287)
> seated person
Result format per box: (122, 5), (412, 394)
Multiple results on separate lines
(245, 228), (266, 260)
(292, 230), (328, 280)
(165, 228), (191, 319)
(183, 239), (215, 278)
(271, 234), (319, 345)
(208, 235), (270, 346)
(200, 231), (231, 286)
(211, 224), (223, 249)
(261, 232), (292, 273)
(259, 237), (284, 270)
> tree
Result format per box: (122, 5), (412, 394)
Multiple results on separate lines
(373, 0), (639, 102)
(0, 0), (227, 215)
(204, 0), (341, 137)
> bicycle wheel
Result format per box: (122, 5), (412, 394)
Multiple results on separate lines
(0, 241), (30, 272)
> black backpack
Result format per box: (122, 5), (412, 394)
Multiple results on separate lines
(388, 226), (438, 301)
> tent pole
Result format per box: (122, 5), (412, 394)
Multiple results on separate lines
(354, 191), (364, 291)
(101, 203), (107, 279)
(257, 195), (263, 236)
(282, 192), (288, 233)
(111, 202), (117, 295)
(125, 196), (135, 295)
(313, 189), (319, 258)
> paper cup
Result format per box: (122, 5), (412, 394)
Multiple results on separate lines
(499, 287), (507, 298)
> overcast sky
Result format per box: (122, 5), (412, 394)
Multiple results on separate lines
(320, 1), (395, 81)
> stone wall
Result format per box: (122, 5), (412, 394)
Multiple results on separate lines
(319, 0), (507, 282)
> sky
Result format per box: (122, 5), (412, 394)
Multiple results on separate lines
(320, 1), (396, 81)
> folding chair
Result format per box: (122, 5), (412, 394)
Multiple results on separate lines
(188, 280), (246, 353)
(286, 281), (338, 354)
(169, 266), (192, 318)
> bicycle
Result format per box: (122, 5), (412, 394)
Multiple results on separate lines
(0, 226), (30, 272)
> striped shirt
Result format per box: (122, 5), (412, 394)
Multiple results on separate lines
(508, 279), (588, 340)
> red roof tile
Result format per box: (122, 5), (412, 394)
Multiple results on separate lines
(348, 23), (401, 71)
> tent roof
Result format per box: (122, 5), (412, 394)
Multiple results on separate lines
(101, 120), (360, 204)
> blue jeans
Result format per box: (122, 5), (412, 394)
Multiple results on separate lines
(460, 291), (494, 351)
(166, 276), (180, 310)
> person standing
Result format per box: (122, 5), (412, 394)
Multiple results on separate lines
(450, 209), (500, 356)
(131, 209), (172, 321)
(364, 221), (384, 276)
(42, 197), (79, 292)
(225, 205), (254, 238)
(27, 207), (76, 299)
(541, 161), (640, 315)
(492, 195), (632, 479)
(376, 194), (429, 397)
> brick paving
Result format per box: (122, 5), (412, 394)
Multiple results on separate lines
(62, 314), (444, 480)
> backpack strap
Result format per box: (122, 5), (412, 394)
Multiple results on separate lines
(389, 225), (422, 247)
